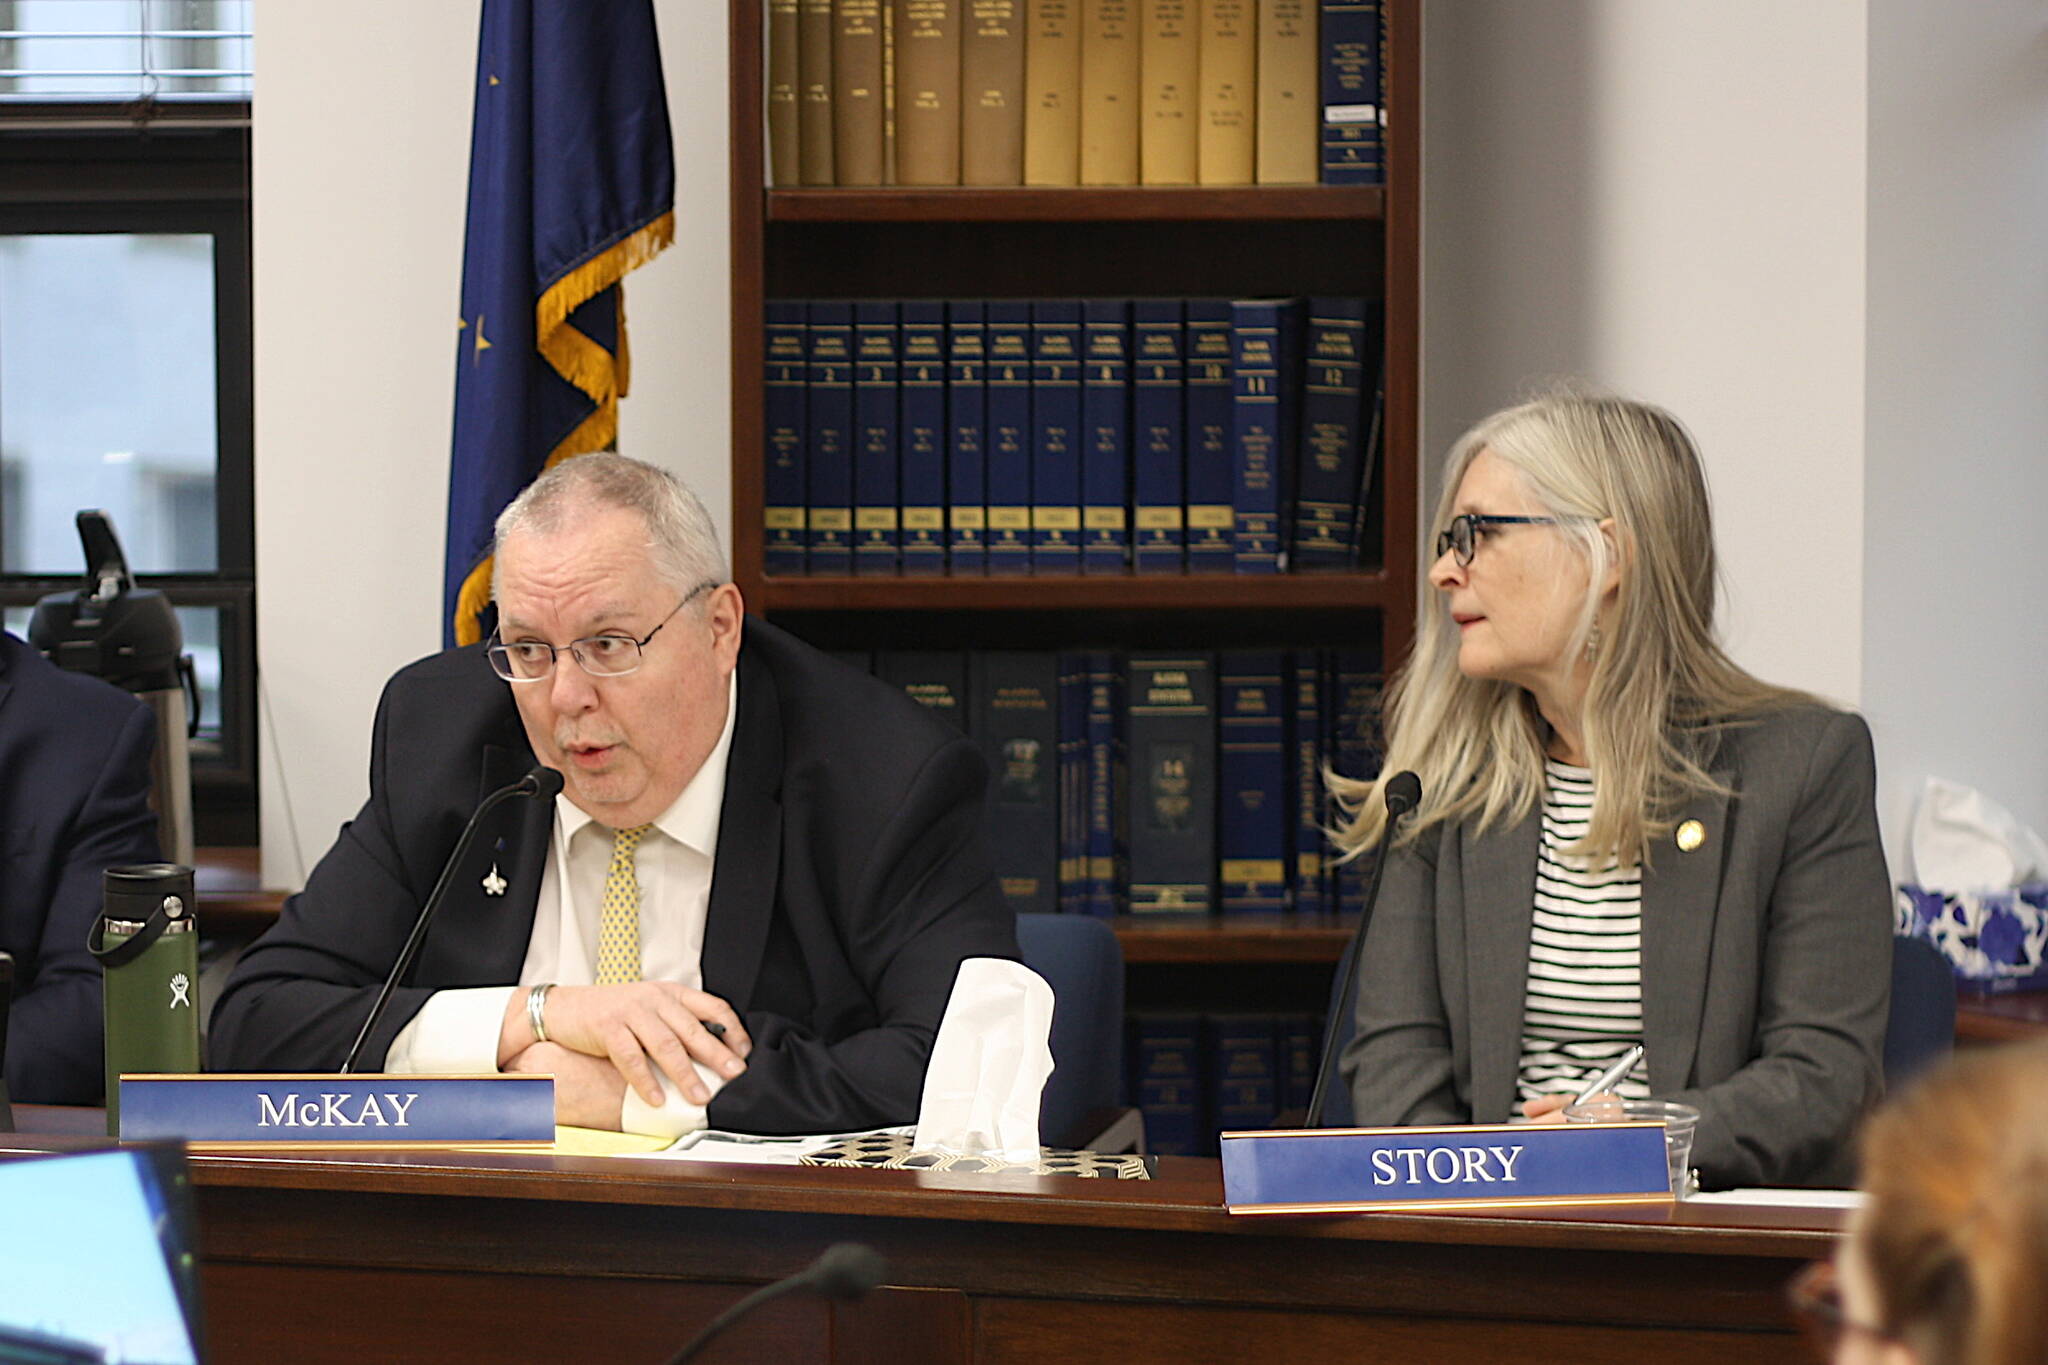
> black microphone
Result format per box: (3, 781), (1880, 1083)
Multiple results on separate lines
(664, 1243), (888, 1365)
(1304, 770), (1422, 1128)
(339, 764), (564, 1073)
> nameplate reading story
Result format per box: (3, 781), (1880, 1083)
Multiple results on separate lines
(1221, 1121), (1673, 1215)
(117, 1074), (556, 1150)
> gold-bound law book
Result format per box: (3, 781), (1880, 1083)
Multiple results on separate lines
(1255, 0), (1317, 183)
(1139, 0), (1197, 184)
(834, 0), (888, 185)
(769, 0), (802, 185)
(799, 0), (837, 183)
(895, 0), (962, 184)
(1196, 0), (1255, 185)
(961, 0), (1026, 185)
(1023, 0), (1081, 185)
(1078, 0), (1139, 185)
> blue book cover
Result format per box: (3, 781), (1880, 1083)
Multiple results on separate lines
(897, 301), (948, 576)
(1273, 298), (1305, 562)
(1218, 651), (1290, 914)
(1326, 648), (1385, 916)
(1124, 652), (1216, 915)
(1291, 297), (1369, 569)
(1131, 1012), (1204, 1156)
(1350, 350), (1388, 567)
(1183, 299), (1235, 572)
(1030, 299), (1084, 573)
(1081, 299), (1131, 574)
(946, 301), (988, 575)
(1281, 1013), (1319, 1116)
(1082, 650), (1124, 918)
(1057, 652), (1089, 914)
(1209, 1013), (1280, 1138)
(852, 301), (901, 575)
(984, 301), (1034, 576)
(1229, 299), (1286, 574)
(1291, 648), (1330, 916)
(1321, 0), (1384, 185)
(970, 650), (1061, 913)
(875, 651), (969, 732)
(803, 301), (854, 573)
(1130, 299), (1186, 573)
(762, 299), (808, 577)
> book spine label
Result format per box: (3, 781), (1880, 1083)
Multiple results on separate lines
(853, 302), (901, 574)
(1079, 0), (1139, 185)
(763, 300), (809, 577)
(1124, 652), (1216, 913)
(799, 0), (838, 183)
(1183, 299), (1235, 572)
(1030, 300), (1083, 573)
(1196, 0), (1256, 185)
(895, 0), (963, 184)
(1139, 0), (1198, 184)
(1229, 299), (1283, 574)
(898, 302), (948, 575)
(876, 651), (971, 731)
(1209, 1014), (1279, 1134)
(971, 651), (1062, 913)
(962, 0), (1026, 185)
(1131, 299), (1186, 573)
(1218, 651), (1290, 913)
(1132, 1013), (1203, 1155)
(1023, 0), (1081, 185)
(984, 302), (1035, 575)
(834, 0), (888, 184)
(769, 0), (803, 186)
(1083, 650), (1124, 916)
(1291, 297), (1367, 569)
(946, 301), (989, 573)
(804, 302), (855, 572)
(1321, 0), (1384, 184)
(1081, 299), (1130, 574)
(1291, 648), (1329, 915)
(1255, 0), (1318, 184)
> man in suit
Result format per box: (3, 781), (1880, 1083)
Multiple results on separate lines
(0, 630), (161, 1103)
(211, 454), (1017, 1135)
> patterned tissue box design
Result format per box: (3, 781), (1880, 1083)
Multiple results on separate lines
(1896, 883), (2048, 992)
(799, 1131), (1150, 1179)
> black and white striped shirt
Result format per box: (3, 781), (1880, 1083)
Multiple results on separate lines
(1516, 760), (1650, 1102)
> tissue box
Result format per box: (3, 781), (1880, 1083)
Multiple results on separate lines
(1895, 883), (2048, 993)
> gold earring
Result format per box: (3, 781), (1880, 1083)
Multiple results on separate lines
(1585, 623), (1601, 661)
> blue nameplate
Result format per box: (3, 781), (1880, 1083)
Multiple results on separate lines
(118, 1074), (556, 1149)
(1221, 1121), (1673, 1214)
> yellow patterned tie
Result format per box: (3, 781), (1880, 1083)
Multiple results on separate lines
(595, 824), (651, 985)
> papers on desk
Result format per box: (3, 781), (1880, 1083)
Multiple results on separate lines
(606, 1126), (914, 1166)
(1687, 1187), (1866, 1211)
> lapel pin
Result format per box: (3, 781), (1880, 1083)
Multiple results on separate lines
(482, 863), (508, 896)
(1675, 820), (1706, 853)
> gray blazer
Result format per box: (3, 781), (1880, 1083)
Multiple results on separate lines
(1339, 704), (1893, 1188)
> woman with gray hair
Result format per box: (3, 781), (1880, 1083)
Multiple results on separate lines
(1333, 392), (1892, 1189)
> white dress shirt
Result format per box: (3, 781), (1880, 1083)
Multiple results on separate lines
(384, 671), (740, 1137)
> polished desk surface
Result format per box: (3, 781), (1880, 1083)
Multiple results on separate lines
(7, 1107), (1835, 1365)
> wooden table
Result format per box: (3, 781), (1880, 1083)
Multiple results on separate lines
(4, 1109), (1835, 1365)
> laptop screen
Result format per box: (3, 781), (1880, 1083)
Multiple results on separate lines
(0, 1145), (202, 1364)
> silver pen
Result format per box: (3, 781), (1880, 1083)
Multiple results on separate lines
(1573, 1044), (1646, 1105)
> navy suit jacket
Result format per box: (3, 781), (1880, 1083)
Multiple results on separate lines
(210, 618), (1019, 1134)
(0, 630), (162, 1103)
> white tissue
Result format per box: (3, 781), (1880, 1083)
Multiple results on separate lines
(1909, 777), (2048, 892)
(912, 957), (1055, 1164)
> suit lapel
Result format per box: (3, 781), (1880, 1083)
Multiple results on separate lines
(1465, 807), (1540, 1121)
(423, 741), (551, 984)
(1640, 773), (1730, 1094)
(701, 647), (782, 1012)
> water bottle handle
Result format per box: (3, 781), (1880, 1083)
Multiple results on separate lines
(88, 892), (187, 969)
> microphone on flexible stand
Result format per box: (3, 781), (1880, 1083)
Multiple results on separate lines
(1304, 770), (1422, 1128)
(339, 764), (564, 1074)
(664, 1243), (889, 1365)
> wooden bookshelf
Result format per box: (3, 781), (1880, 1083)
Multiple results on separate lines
(767, 185), (1387, 223)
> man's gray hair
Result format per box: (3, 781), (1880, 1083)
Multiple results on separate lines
(492, 453), (729, 599)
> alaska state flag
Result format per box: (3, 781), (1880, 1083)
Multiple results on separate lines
(443, 0), (675, 647)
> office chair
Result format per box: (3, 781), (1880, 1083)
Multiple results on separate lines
(1014, 913), (1140, 1152)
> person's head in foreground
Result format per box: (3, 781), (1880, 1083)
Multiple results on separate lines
(1797, 1038), (2048, 1365)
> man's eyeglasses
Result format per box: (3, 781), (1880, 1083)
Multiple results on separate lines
(1435, 513), (1560, 566)
(487, 580), (722, 682)
(1785, 1259), (1900, 1361)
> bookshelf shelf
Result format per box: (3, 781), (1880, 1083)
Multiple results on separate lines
(1114, 916), (1359, 965)
(767, 185), (1386, 225)
(753, 571), (1396, 614)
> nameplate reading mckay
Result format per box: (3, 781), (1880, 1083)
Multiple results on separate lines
(1220, 1120), (1673, 1214)
(117, 1074), (556, 1149)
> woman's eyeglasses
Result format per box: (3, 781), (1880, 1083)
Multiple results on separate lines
(1435, 513), (1559, 566)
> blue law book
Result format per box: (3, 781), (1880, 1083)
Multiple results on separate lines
(1209, 1013), (1281, 1138)
(1124, 652), (1216, 915)
(1130, 300), (1186, 573)
(1349, 350), (1388, 567)
(1057, 652), (1089, 914)
(1130, 1012), (1204, 1156)
(852, 301), (901, 575)
(945, 301), (989, 574)
(1183, 299), (1236, 573)
(803, 301), (854, 573)
(1218, 650), (1290, 914)
(763, 300), (808, 577)
(1080, 299), (1131, 574)
(1030, 300), (1084, 573)
(1325, 647), (1385, 917)
(875, 651), (969, 732)
(1290, 297), (1371, 570)
(970, 651), (1061, 914)
(1272, 298), (1306, 561)
(1280, 1013), (1320, 1116)
(898, 301), (948, 576)
(1321, 0), (1384, 185)
(984, 301), (1034, 576)
(1229, 299), (1290, 574)
(1081, 650), (1125, 918)
(1290, 648), (1331, 916)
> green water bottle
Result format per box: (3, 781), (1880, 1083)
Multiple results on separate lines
(91, 863), (201, 1135)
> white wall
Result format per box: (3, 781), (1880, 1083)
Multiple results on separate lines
(253, 2), (730, 886)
